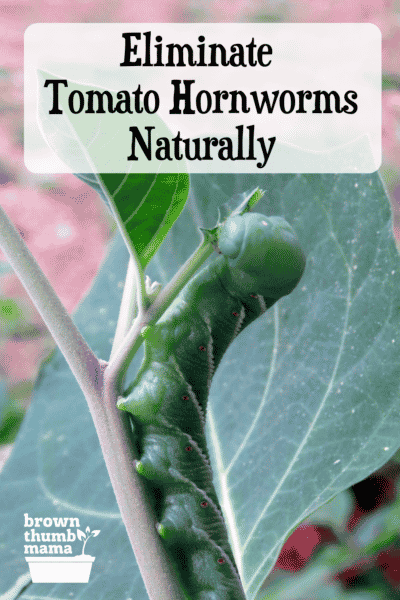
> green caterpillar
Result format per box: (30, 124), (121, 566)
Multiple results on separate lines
(118, 212), (306, 600)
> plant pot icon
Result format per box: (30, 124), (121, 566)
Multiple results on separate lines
(25, 555), (95, 583)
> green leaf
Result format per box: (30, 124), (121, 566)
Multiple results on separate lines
(352, 504), (399, 555)
(0, 406), (25, 445)
(352, 480), (400, 554)
(201, 173), (400, 599)
(1, 173), (400, 600)
(382, 73), (400, 91)
(0, 380), (29, 446)
(257, 565), (349, 600)
(258, 552), (386, 600)
(37, 71), (190, 269)
(0, 297), (43, 340)
(304, 489), (354, 532)
(0, 298), (21, 323)
(86, 172), (190, 268)
(229, 187), (265, 218)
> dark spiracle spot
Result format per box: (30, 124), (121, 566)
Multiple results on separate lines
(232, 311), (239, 317)
(185, 446), (193, 452)
(199, 345), (206, 352)
(200, 501), (208, 508)
(182, 395), (189, 401)
(217, 558), (225, 564)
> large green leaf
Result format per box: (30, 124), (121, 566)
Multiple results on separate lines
(203, 173), (400, 598)
(1, 173), (400, 600)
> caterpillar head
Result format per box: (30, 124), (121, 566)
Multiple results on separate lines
(219, 213), (306, 299)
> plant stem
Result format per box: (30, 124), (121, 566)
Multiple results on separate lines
(147, 236), (214, 324)
(0, 205), (187, 600)
(0, 205), (102, 400)
(107, 235), (215, 390)
(110, 257), (138, 361)
(102, 377), (187, 600)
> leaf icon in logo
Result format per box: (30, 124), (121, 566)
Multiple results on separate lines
(77, 529), (86, 541)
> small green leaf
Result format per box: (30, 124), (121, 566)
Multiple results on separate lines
(0, 381), (25, 446)
(0, 299), (21, 324)
(229, 187), (265, 218)
(94, 172), (190, 268)
(352, 480), (400, 554)
(75, 171), (190, 268)
(36, 71), (190, 268)
(257, 565), (345, 600)
(382, 73), (400, 91)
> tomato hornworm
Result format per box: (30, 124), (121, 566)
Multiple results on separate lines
(118, 210), (306, 600)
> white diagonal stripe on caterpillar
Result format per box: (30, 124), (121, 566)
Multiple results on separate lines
(203, 314), (215, 392)
(232, 304), (247, 340)
(189, 525), (244, 587)
(167, 465), (237, 566)
(155, 418), (230, 540)
(158, 417), (212, 471)
(169, 355), (206, 426)
(257, 294), (267, 313)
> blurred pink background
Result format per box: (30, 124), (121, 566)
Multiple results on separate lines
(0, 0), (399, 580)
